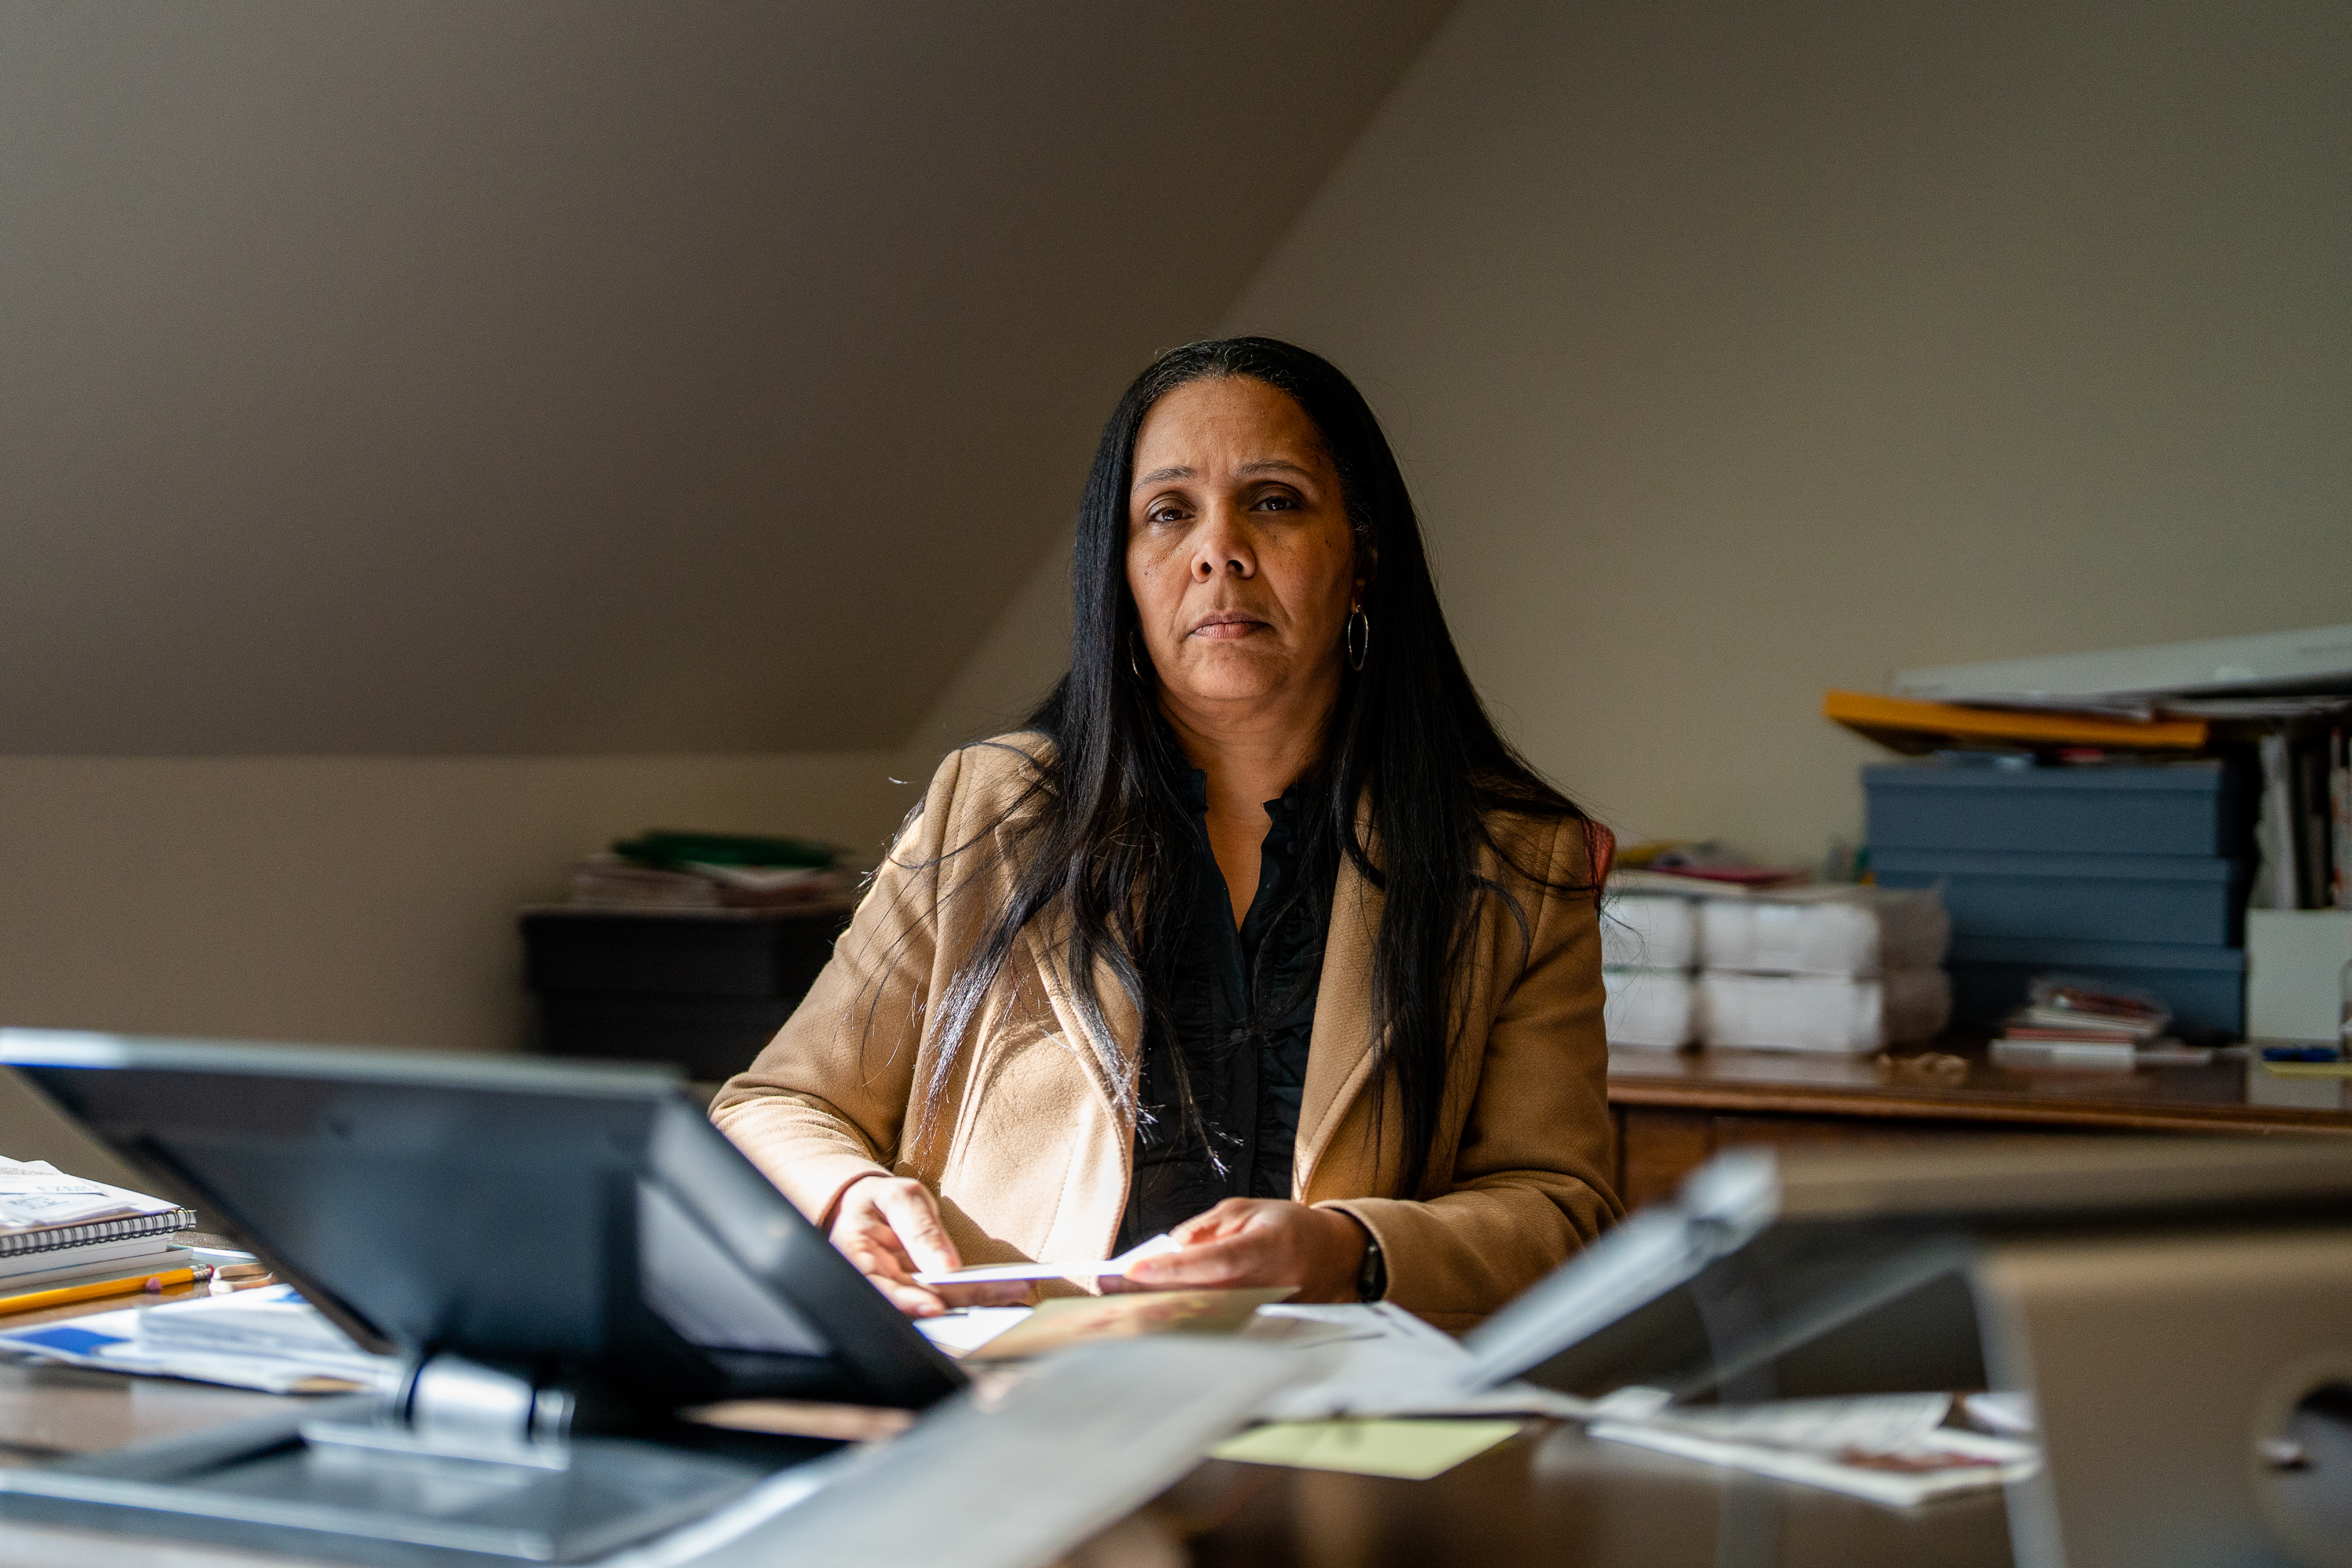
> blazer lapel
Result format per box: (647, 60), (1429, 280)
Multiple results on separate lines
(1018, 908), (1142, 1120)
(1295, 836), (1386, 1192)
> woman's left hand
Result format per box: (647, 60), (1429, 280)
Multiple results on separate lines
(1117, 1199), (1369, 1302)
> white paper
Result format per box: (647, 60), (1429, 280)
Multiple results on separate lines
(1991, 1037), (2136, 1070)
(1697, 886), (1950, 978)
(1603, 967), (1703, 1048)
(0, 1283), (397, 1393)
(1589, 1421), (2038, 1507)
(0, 1156), (180, 1231)
(1243, 1302), (1593, 1421)
(1962, 1391), (2038, 1435)
(133, 1287), (368, 1359)
(911, 1232), (1181, 1286)
(1627, 1392), (1954, 1451)
(1600, 896), (1700, 970)
(912, 1307), (1033, 1356)
(1698, 969), (1952, 1053)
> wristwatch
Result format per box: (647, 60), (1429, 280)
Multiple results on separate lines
(1356, 1228), (1388, 1302)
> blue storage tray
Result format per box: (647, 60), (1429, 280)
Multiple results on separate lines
(1946, 935), (2246, 1036)
(1865, 760), (2251, 856)
(1873, 849), (2251, 947)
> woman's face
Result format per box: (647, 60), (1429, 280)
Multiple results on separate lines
(1124, 376), (1360, 724)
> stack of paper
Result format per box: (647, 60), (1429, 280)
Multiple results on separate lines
(1602, 894), (1706, 1048)
(908, 1232), (1179, 1286)
(1605, 884), (1954, 1053)
(0, 1283), (396, 1393)
(1698, 970), (1953, 1054)
(1991, 975), (2176, 1067)
(1601, 895), (1700, 971)
(1697, 887), (1949, 978)
(1693, 886), (1951, 1054)
(1582, 1390), (2039, 1507)
(0, 1158), (184, 1232)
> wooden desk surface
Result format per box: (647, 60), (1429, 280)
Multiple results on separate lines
(0, 1352), (2015, 1568)
(1178, 1421), (2010, 1568)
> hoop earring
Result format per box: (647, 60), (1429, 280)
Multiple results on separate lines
(1345, 604), (1370, 672)
(1129, 630), (1148, 682)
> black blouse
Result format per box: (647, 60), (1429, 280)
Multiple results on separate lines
(1116, 767), (1334, 1250)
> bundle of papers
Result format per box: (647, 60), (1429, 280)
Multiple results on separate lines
(1699, 970), (1952, 1054)
(0, 1283), (397, 1393)
(2000, 976), (2169, 1040)
(1602, 884), (1952, 1053)
(1582, 1390), (2040, 1507)
(569, 854), (858, 912)
(910, 1232), (1180, 1286)
(911, 1284), (1296, 1363)
(1600, 896), (1700, 970)
(1992, 975), (2176, 1066)
(1697, 886), (1950, 978)
(1602, 967), (1703, 1049)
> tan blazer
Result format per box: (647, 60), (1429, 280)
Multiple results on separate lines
(710, 736), (1622, 1331)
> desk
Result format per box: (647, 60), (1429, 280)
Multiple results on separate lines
(0, 1354), (2013, 1568)
(1609, 1035), (2352, 1208)
(1180, 1421), (2010, 1567)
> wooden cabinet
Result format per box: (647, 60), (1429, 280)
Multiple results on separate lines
(1606, 1040), (2352, 1211)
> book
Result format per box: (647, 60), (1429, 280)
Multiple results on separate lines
(0, 1233), (178, 1286)
(2254, 723), (2350, 910)
(1993, 978), (2172, 1068)
(2324, 724), (2343, 907)
(0, 1158), (195, 1258)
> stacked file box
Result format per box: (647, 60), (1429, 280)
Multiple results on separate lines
(1603, 882), (1951, 1053)
(1601, 895), (1704, 1047)
(1864, 760), (2252, 1035)
(521, 907), (847, 1081)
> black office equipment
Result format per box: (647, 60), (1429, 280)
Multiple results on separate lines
(521, 907), (846, 1081)
(1465, 1138), (2352, 1568)
(0, 1029), (966, 1567)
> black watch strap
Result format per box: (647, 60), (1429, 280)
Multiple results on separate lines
(1356, 1229), (1388, 1302)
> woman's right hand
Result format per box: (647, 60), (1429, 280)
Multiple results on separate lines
(828, 1174), (1029, 1317)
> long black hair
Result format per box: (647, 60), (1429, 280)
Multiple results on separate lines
(910, 336), (1595, 1197)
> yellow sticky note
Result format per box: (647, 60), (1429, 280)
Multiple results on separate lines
(1209, 1419), (1522, 1480)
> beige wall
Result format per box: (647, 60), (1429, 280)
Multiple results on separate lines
(0, 752), (921, 1174)
(0, 751), (918, 1173)
(954, 0), (2352, 864)
(907, 526), (1078, 763)
(7, 0), (2347, 1130)
(0, 753), (913, 1053)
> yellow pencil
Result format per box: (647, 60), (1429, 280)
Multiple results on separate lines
(0, 1264), (210, 1317)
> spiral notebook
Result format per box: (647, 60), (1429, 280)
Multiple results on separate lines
(0, 1158), (194, 1258)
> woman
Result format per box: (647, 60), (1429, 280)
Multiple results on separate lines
(711, 338), (1619, 1331)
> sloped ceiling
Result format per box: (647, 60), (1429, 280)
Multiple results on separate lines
(0, 0), (1452, 753)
